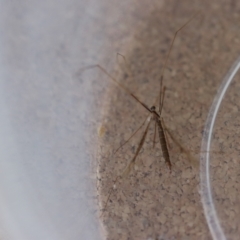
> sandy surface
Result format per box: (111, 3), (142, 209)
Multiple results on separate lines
(93, 0), (240, 239)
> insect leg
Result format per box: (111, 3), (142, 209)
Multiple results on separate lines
(113, 113), (151, 156)
(101, 175), (119, 216)
(116, 53), (134, 79)
(77, 64), (152, 113)
(122, 115), (152, 177)
(101, 116), (152, 215)
(153, 120), (157, 149)
(157, 12), (200, 112)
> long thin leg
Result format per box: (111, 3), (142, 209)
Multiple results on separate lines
(101, 116), (152, 215)
(77, 64), (152, 113)
(158, 76), (163, 113)
(159, 86), (166, 116)
(113, 114), (150, 156)
(116, 53), (134, 78)
(153, 120), (157, 148)
(160, 13), (199, 81)
(158, 12), (200, 113)
(122, 116), (152, 177)
(100, 175), (119, 217)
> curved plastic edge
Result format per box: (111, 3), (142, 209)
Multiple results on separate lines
(200, 56), (240, 240)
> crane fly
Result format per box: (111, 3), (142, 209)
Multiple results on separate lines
(77, 13), (199, 215)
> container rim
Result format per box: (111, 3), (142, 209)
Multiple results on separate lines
(200, 55), (240, 240)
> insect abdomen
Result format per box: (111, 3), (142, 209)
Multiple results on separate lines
(157, 118), (171, 170)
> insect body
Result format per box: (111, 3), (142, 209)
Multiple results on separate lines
(78, 12), (199, 214)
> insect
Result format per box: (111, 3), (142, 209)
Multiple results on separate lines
(78, 13), (199, 214)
